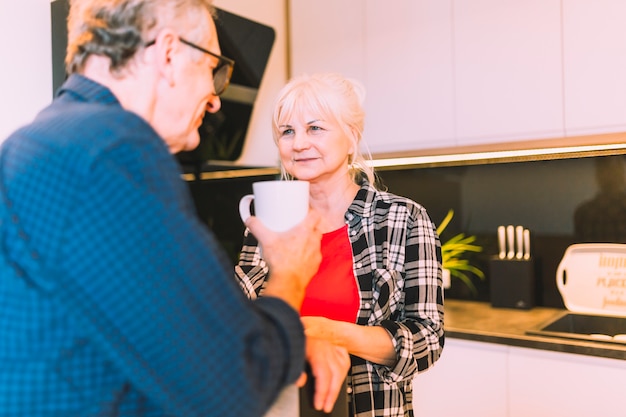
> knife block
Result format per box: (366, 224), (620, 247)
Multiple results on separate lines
(489, 257), (535, 309)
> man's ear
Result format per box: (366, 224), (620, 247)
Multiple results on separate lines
(151, 30), (179, 86)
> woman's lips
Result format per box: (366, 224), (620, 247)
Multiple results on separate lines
(293, 157), (318, 162)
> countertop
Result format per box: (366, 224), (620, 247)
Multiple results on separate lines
(443, 299), (626, 360)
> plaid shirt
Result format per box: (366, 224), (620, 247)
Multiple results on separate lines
(235, 180), (445, 417)
(0, 74), (306, 417)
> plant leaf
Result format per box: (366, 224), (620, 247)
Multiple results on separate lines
(437, 209), (486, 294)
(436, 209), (454, 235)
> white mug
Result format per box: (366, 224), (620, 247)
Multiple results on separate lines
(238, 180), (309, 232)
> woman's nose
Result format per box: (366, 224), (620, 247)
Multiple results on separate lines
(206, 96), (221, 114)
(292, 131), (311, 150)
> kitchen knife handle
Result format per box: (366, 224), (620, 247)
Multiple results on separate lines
(515, 225), (524, 259)
(506, 225), (515, 259)
(523, 228), (531, 260)
(497, 225), (506, 259)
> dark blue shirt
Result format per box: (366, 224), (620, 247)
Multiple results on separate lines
(0, 74), (304, 417)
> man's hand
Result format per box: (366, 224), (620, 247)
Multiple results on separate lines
(245, 209), (322, 311)
(303, 337), (351, 413)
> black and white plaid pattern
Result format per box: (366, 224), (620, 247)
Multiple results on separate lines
(235, 179), (444, 417)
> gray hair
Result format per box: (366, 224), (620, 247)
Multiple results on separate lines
(66, 0), (216, 75)
(272, 72), (377, 187)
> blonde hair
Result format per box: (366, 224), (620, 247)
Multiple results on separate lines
(272, 72), (376, 187)
(66, 0), (216, 75)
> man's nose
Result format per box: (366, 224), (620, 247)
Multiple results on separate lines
(206, 96), (221, 113)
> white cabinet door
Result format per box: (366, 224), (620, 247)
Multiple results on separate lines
(289, 0), (454, 155)
(290, 1), (626, 155)
(363, 0), (455, 154)
(562, 0), (626, 136)
(288, 0), (366, 81)
(413, 339), (508, 417)
(413, 339), (626, 417)
(454, 0), (563, 146)
(508, 346), (626, 417)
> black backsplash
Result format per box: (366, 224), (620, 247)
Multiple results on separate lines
(185, 153), (626, 308)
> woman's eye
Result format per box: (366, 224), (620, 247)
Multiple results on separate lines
(309, 125), (322, 132)
(281, 128), (294, 136)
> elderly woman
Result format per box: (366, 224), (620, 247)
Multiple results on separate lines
(235, 72), (444, 417)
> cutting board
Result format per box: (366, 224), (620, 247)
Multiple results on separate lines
(556, 243), (626, 317)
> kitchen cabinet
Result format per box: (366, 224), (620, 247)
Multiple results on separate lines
(289, 0), (455, 155)
(562, 0), (626, 137)
(289, 1), (626, 155)
(289, 0), (564, 155)
(453, 0), (563, 146)
(508, 346), (626, 417)
(412, 339), (508, 417)
(288, 0), (366, 81)
(363, 0), (455, 153)
(413, 338), (626, 417)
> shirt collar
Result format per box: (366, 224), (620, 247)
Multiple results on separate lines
(55, 74), (121, 106)
(347, 176), (378, 219)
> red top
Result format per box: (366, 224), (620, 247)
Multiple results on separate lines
(300, 224), (360, 323)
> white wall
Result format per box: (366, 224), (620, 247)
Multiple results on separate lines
(0, 0), (53, 143)
(0, 0), (286, 167)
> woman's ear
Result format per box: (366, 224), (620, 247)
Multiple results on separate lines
(348, 127), (359, 156)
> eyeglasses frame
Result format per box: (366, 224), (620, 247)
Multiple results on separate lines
(144, 36), (235, 96)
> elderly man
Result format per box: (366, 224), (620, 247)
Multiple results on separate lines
(0, 0), (348, 416)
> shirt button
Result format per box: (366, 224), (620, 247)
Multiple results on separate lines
(350, 230), (357, 236)
(364, 303), (371, 309)
(356, 262), (362, 268)
(346, 213), (354, 220)
(347, 386), (353, 394)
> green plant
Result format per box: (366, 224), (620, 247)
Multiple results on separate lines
(437, 209), (485, 295)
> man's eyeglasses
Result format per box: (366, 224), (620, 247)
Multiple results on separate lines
(145, 37), (235, 96)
